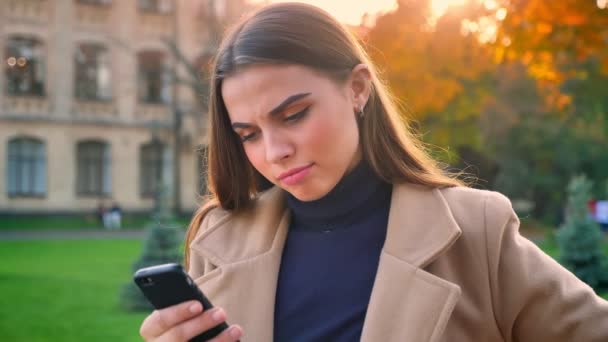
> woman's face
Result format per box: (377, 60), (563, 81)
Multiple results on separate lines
(222, 64), (370, 201)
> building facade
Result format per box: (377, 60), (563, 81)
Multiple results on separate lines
(0, 0), (248, 214)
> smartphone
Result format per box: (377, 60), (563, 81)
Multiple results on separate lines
(134, 263), (230, 341)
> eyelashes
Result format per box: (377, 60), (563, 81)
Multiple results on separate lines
(284, 106), (310, 122)
(241, 132), (256, 142)
(240, 106), (311, 142)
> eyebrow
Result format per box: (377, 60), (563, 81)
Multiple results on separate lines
(231, 92), (311, 129)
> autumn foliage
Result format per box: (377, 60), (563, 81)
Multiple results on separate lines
(364, 0), (608, 222)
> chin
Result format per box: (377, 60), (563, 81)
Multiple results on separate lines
(285, 185), (330, 202)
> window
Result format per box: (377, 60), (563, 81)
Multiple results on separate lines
(78, 0), (112, 5)
(138, 0), (173, 14)
(76, 141), (111, 196)
(140, 142), (164, 197)
(5, 36), (45, 96)
(138, 51), (171, 104)
(7, 138), (47, 197)
(75, 43), (112, 101)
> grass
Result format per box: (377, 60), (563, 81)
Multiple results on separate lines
(0, 232), (606, 340)
(0, 214), (191, 231)
(0, 239), (148, 341)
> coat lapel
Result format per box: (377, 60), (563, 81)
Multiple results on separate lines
(191, 187), (290, 341)
(191, 183), (463, 342)
(360, 184), (462, 342)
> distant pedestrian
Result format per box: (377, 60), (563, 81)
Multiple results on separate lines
(596, 200), (608, 232)
(106, 202), (122, 230)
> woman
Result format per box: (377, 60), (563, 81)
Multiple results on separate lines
(140, 3), (608, 341)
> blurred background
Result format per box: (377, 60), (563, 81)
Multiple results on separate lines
(0, 0), (606, 341)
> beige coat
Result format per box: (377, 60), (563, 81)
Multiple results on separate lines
(188, 183), (608, 341)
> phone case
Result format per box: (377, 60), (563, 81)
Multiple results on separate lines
(134, 263), (230, 341)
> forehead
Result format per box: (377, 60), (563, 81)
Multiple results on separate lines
(221, 64), (340, 121)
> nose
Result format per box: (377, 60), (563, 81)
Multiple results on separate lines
(264, 131), (294, 163)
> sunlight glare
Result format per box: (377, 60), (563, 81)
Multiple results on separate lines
(430, 0), (469, 20)
(483, 0), (499, 11)
(260, 0), (398, 25)
(496, 8), (507, 21)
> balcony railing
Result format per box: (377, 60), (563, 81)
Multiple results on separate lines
(3, 95), (51, 116)
(72, 99), (117, 118)
(75, 1), (112, 27)
(137, 11), (173, 36)
(6, 0), (49, 22)
(137, 103), (170, 122)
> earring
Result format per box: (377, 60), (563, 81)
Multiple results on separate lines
(357, 104), (364, 118)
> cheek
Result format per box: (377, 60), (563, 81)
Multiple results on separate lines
(243, 144), (264, 170)
(304, 120), (334, 152)
(243, 144), (276, 181)
(304, 110), (358, 157)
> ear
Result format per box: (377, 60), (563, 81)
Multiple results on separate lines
(348, 64), (372, 111)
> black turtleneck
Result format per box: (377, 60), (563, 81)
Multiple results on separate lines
(273, 161), (392, 342)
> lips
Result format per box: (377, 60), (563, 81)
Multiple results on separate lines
(277, 163), (313, 186)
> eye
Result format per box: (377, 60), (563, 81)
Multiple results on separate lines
(240, 132), (258, 142)
(284, 106), (310, 123)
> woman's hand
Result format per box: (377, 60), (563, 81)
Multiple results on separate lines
(140, 300), (243, 341)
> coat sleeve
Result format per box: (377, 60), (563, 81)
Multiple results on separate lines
(484, 192), (608, 342)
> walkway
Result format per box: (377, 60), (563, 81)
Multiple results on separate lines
(0, 229), (146, 241)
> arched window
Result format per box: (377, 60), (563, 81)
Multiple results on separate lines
(138, 0), (173, 14)
(76, 140), (111, 196)
(138, 50), (171, 104)
(5, 36), (45, 96)
(7, 137), (47, 196)
(140, 141), (164, 197)
(75, 43), (112, 100)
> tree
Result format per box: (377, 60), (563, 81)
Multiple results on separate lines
(366, 0), (495, 164)
(120, 186), (184, 311)
(164, 0), (250, 214)
(109, 0), (254, 214)
(491, 0), (608, 110)
(496, 0), (608, 78)
(367, 0), (493, 119)
(557, 175), (608, 292)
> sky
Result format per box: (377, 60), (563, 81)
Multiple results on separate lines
(256, 0), (399, 25)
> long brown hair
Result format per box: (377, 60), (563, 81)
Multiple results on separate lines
(185, 2), (463, 267)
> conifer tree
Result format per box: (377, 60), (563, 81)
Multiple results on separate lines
(557, 175), (608, 292)
(120, 186), (184, 311)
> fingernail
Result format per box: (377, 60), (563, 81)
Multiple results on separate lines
(229, 326), (242, 339)
(211, 308), (225, 322)
(189, 302), (202, 314)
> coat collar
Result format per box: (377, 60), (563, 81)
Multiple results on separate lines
(191, 183), (463, 341)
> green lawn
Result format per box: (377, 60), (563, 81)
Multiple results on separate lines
(0, 214), (191, 231)
(0, 239), (148, 342)
(0, 235), (606, 341)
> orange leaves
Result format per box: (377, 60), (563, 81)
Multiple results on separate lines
(536, 22), (552, 35)
(499, 0), (608, 67)
(562, 13), (586, 26)
(492, 0), (608, 112)
(366, 2), (493, 120)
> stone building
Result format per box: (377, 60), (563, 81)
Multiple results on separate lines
(0, 0), (250, 215)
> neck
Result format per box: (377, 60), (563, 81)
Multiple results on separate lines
(286, 160), (391, 228)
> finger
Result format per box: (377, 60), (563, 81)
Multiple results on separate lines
(140, 300), (203, 339)
(162, 308), (231, 342)
(208, 325), (243, 342)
